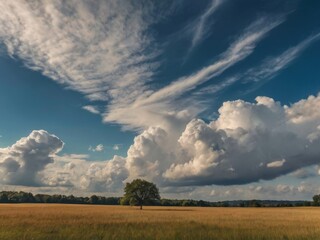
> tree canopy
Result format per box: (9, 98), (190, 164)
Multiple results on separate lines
(313, 194), (320, 206)
(122, 179), (160, 209)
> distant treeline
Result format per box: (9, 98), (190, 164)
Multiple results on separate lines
(0, 191), (119, 205)
(160, 199), (313, 207)
(0, 191), (316, 207)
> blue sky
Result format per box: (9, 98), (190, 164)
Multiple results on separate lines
(0, 0), (320, 200)
(0, 56), (134, 159)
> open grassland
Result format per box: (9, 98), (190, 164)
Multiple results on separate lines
(0, 204), (320, 240)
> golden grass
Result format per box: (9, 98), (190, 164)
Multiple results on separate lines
(0, 204), (320, 240)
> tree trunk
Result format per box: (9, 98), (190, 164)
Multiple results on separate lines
(140, 205), (142, 210)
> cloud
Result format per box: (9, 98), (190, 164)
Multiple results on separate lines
(0, 130), (126, 191)
(290, 167), (318, 179)
(136, 17), (284, 107)
(0, 2), (293, 132)
(1, 2), (320, 195)
(1, 2), (317, 137)
(111, 93), (319, 187)
(82, 105), (100, 115)
(267, 159), (286, 168)
(113, 144), (121, 151)
(243, 33), (320, 83)
(44, 153), (128, 192)
(103, 17), (284, 130)
(196, 33), (320, 96)
(0, 0), (159, 104)
(163, 180), (320, 201)
(0, 92), (319, 193)
(194, 178), (320, 200)
(162, 94), (320, 185)
(39, 93), (320, 191)
(286, 94), (320, 126)
(79, 155), (128, 192)
(80, 93), (320, 191)
(187, 0), (223, 52)
(89, 144), (104, 152)
(125, 127), (174, 183)
(0, 0), (196, 132)
(0, 130), (64, 186)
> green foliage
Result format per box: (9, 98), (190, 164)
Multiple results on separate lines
(120, 197), (130, 205)
(89, 195), (99, 204)
(0, 192), (8, 203)
(0, 191), (119, 205)
(313, 194), (320, 206)
(122, 179), (160, 209)
(0, 190), (314, 207)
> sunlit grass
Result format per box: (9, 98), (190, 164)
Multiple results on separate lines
(0, 204), (320, 240)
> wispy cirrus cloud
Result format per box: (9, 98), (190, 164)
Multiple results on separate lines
(244, 32), (320, 83)
(0, 2), (316, 132)
(135, 17), (284, 107)
(0, 0), (158, 103)
(188, 0), (223, 53)
(196, 33), (320, 97)
(102, 17), (284, 131)
(0, 1), (287, 131)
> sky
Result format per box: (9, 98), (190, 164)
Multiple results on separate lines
(0, 0), (320, 201)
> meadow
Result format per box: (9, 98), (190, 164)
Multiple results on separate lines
(0, 204), (320, 240)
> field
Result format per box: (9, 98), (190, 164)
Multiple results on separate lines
(0, 204), (320, 240)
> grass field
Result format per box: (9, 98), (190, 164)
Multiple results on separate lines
(0, 204), (320, 240)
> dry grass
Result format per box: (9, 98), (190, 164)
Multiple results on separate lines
(0, 204), (320, 240)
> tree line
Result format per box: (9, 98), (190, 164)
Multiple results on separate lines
(0, 190), (316, 207)
(0, 191), (119, 205)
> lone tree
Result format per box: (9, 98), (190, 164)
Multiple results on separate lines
(313, 194), (320, 206)
(122, 179), (160, 210)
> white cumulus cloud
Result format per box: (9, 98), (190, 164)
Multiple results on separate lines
(0, 130), (64, 186)
(109, 93), (319, 187)
(162, 94), (320, 185)
(89, 144), (104, 152)
(0, 93), (320, 193)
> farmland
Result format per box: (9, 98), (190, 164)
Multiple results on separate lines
(0, 204), (320, 240)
